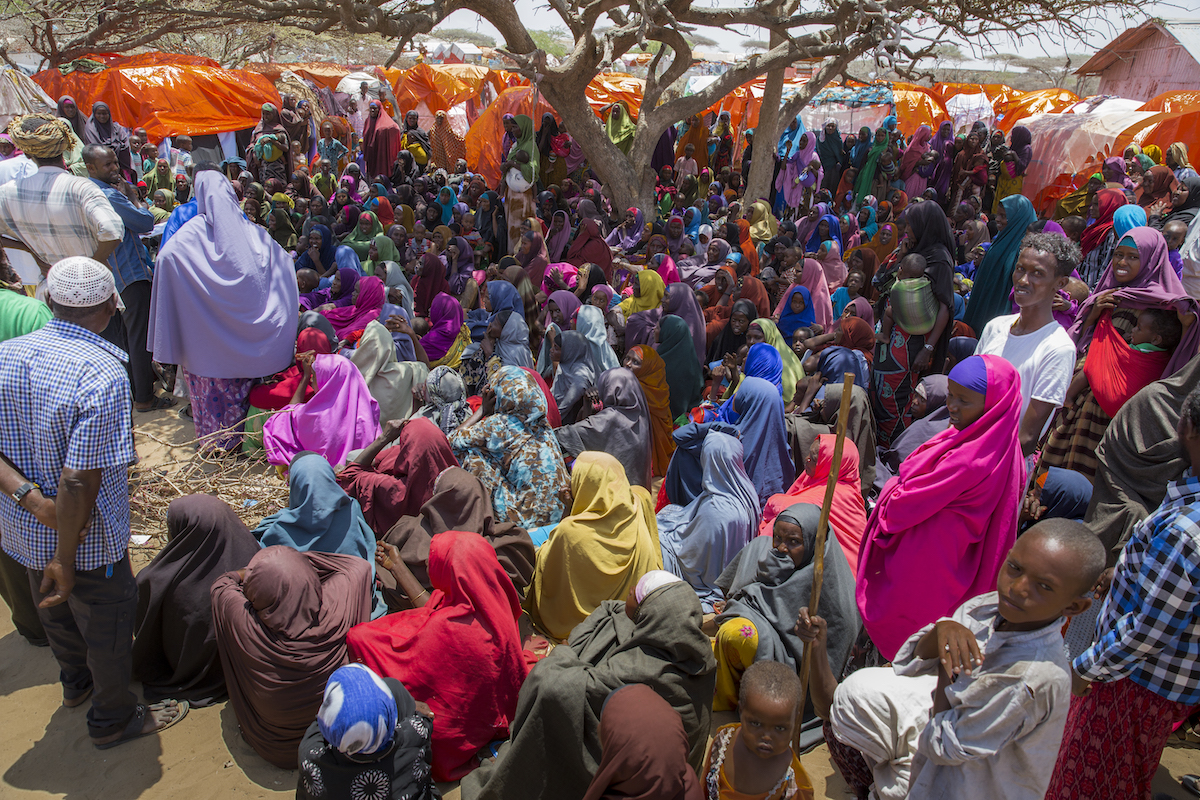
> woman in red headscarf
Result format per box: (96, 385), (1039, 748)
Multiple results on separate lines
(362, 101), (402, 179)
(566, 218), (614, 280)
(1078, 187), (1127, 287)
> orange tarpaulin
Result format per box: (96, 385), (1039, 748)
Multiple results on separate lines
(932, 82), (1018, 106)
(1114, 106), (1200, 165)
(243, 62), (350, 92)
(74, 52), (221, 69)
(1139, 90), (1200, 114)
(994, 88), (1080, 132)
(33, 64), (281, 140)
(585, 73), (645, 120)
(465, 86), (559, 188)
(891, 82), (950, 137)
(383, 63), (497, 116)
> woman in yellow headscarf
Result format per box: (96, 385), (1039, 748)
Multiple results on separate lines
(524, 451), (662, 640)
(752, 318), (805, 405)
(605, 102), (636, 157)
(1143, 144), (1164, 165)
(746, 200), (779, 247)
(617, 268), (665, 318)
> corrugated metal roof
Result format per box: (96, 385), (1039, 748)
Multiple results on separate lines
(1076, 18), (1200, 75)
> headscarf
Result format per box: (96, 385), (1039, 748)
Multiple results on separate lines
(753, 318), (805, 404)
(899, 124), (932, 181)
(605, 103), (636, 156)
(619, 269), (666, 317)
(350, 320), (428, 422)
(657, 431), (760, 611)
(760, 436), (867, 574)
(857, 355), (1024, 660)
(149, 171), (299, 379)
(741, 341), (783, 394)
(211, 546), (373, 769)
(555, 367), (653, 489)
(626, 345), (676, 476)
(413, 253), (450, 317)
(1112, 204), (1147, 240)
(315, 663), (397, 757)
(1139, 164), (1176, 207)
(1156, 171), (1200, 229)
(607, 207), (645, 252)
(1080, 187), (1128, 258)
(962, 193), (1038, 333)
(664, 282), (706, 365)
(853, 131), (889, 204)
(494, 311), (535, 370)
(707, 297), (757, 363)
(746, 201), (778, 245)
(545, 288), (583, 330)
(566, 218), (614, 279)
(415, 366), (472, 435)
(261, 354), (382, 470)
(476, 190), (508, 255)
(81, 101), (131, 169)
(518, 230), (551, 288)
(363, 101), (403, 179)
(805, 213), (843, 255)
(525, 450), (662, 639)
(576, 304), (620, 372)
(132, 494), (261, 705)
(320, 275), (386, 338)
(656, 315), (704, 420)
(448, 366), (571, 529)
(1070, 227), (1200, 379)
(546, 210), (572, 261)
(581, 683), (703, 800)
(55, 95), (87, 138)
(346, 531), (528, 781)
(510, 114), (539, 183)
(718, 376), (795, 506)
(430, 110), (467, 170)
(777, 285), (816, 341)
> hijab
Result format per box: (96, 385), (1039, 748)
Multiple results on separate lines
(778, 285), (816, 341)
(664, 282), (707, 365)
(718, 376), (795, 506)
(656, 315), (704, 420)
(963, 193), (1038, 333)
(566, 218), (614, 279)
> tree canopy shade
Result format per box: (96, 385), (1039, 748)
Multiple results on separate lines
(2, 0), (1139, 212)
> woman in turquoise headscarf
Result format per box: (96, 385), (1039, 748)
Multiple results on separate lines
(605, 103), (636, 156)
(853, 127), (889, 205)
(963, 193), (1037, 333)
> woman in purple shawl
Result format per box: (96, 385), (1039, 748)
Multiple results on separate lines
(927, 121), (954, 202)
(262, 353), (382, 469)
(606, 207), (645, 252)
(664, 215), (689, 260)
(545, 210), (572, 262)
(150, 169), (299, 452)
(663, 282), (706, 365)
(421, 293), (467, 365)
(776, 131), (821, 210)
(447, 236), (475, 295)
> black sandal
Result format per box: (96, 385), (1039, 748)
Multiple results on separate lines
(136, 396), (177, 412)
(93, 700), (189, 750)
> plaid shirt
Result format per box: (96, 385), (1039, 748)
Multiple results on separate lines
(0, 319), (137, 571)
(0, 167), (124, 265)
(1075, 468), (1200, 703)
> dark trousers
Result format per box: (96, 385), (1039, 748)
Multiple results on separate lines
(28, 553), (138, 738)
(0, 542), (44, 642)
(101, 279), (156, 404)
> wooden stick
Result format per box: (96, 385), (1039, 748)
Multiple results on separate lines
(792, 371), (856, 754)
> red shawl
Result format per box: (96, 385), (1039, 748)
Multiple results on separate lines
(566, 218), (614, 280)
(362, 102), (402, 179)
(335, 417), (459, 535)
(1079, 188), (1126, 258)
(248, 328), (333, 410)
(414, 252), (450, 317)
(346, 531), (529, 781)
(1083, 312), (1171, 418)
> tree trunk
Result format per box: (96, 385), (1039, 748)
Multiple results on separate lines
(744, 30), (786, 209)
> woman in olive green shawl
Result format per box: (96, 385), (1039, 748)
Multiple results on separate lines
(853, 127), (889, 205)
(605, 103), (636, 157)
(362, 232), (400, 277)
(268, 207), (298, 251)
(503, 115), (538, 254)
(341, 210), (384, 260)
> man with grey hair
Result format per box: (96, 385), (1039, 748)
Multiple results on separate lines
(974, 232), (1080, 456)
(0, 257), (187, 747)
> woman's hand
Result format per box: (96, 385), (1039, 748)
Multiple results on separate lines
(316, 303), (335, 312)
(296, 351), (316, 373)
(385, 314), (414, 337)
(481, 385), (497, 416)
(1148, 199), (1170, 217)
(375, 541), (400, 570)
(912, 346), (932, 373)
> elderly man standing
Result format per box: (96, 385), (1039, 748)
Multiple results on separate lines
(0, 257), (188, 747)
(0, 113), (123, 296)
(82, 143), (172, 412)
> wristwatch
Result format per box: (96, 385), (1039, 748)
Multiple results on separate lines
(922, 343), (934, 352)
(11, 481), (36, 505)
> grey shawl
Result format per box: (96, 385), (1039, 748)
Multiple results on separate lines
(555, 368), (652, 489)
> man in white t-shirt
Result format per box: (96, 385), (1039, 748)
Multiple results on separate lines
(975, 232), (1080, 457)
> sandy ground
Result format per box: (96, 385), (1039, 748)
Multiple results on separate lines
(1, 408), (1198, 799)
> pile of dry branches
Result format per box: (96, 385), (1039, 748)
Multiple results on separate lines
(129, 424), (288, 551)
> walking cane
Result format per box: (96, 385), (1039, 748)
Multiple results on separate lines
(793, 371), (856, 755)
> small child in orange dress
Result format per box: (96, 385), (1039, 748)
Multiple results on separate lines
(703, 661), (815, 800)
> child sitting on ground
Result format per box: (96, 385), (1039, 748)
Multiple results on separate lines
(878, 253), (936, 339)
(831, 269), (866, 318)
(703, 660), (815, 800)
(1059, 215), (1085, 245)
(805, 519), (1106, 800)
(1064, 307), (1182, 409)
(410, 222), (430, 258)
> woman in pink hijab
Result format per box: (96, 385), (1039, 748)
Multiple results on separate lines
(319, 276), (386, 340)
(856, 354), (1024, 660)
(775, 131), (821, 210)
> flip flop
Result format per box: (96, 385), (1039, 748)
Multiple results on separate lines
(136, 396), (177, 412)
(1182, 775), (1200, 798)
(93, 700), (189, 750)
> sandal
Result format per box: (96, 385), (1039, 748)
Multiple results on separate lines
(1182, 775), (1200, 798)
(93, 700), (189, 750)
(179, 405), (193, 420)
(135, 396), (177, 412)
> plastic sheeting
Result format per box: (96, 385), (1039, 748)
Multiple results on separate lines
(1139, 90), (1200, 113)
(945, 93), (996, 134)
(584, 73), (645, 120)
(890, 82), (950, 136)
(994, 89), (1081, 132)
(244, 62), (350, 92)
(73, 52), (221, 69)
(1115, 107), (1200, 163)
(32, 64), (281, 139)
(0, 67), (55, 129)
(465, 86), (559, 188)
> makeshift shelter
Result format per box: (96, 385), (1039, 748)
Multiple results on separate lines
(1075, 19), (1200, 103)
(799, 83), (893, 136)
(33, 61), (281, 141)
(890, 82), (950, 136)
(0, 67), (55, 130)
(584, 73), (645, 120)
(465, 86), (559, 188)
(244, 62), (350, 93)
(993, 88), (1080, 132)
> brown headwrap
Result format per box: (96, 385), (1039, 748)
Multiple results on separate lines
(9, 112), (77, 159)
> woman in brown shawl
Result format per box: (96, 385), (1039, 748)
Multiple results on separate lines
(429, 110), (466, 171)
(132, 495), (261, 706)
(380, 466), (536, 607)
(210, 546), (373, 768)
(566, 218), (614, 280)
(336, 417), (459, 536)
(251, 103), (291, 185)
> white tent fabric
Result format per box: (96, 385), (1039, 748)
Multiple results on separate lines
(0, 67), (54, 129)
(1018, 109), (1159, 201)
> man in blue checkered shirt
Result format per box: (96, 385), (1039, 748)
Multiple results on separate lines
(1045, 381), (1200, 799)
(0, 257), (186, 748)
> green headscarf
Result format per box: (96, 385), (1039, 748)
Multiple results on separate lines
(606, 103), (636, 156)
(269, 207), (297, 250)
(853, 130), (889, 204)
(341, 210), (384, 259)
(512, 114), (538, 183)
(363, 232), (400, 277)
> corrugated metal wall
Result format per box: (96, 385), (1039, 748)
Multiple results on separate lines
(1097, 28), (1200, 101)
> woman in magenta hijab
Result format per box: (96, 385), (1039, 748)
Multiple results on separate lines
(319, 276), (386, 340)
(856, 354), (1024, 660)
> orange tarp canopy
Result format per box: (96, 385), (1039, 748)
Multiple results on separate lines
(33, 64), (281, 140)
(465, 86), (559, 188)
(243, 62), (350, 92)
(1115, 106), (1200, 164)
(585, 73), (645, 120)
(1140, 90), (1200, 114)
(891, 82), (950, 137)
(74, 52), (221, 69)
(382, 63), (504, 116)
(994, 88), (1080, 132)
(932, 82), (1018, 106)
